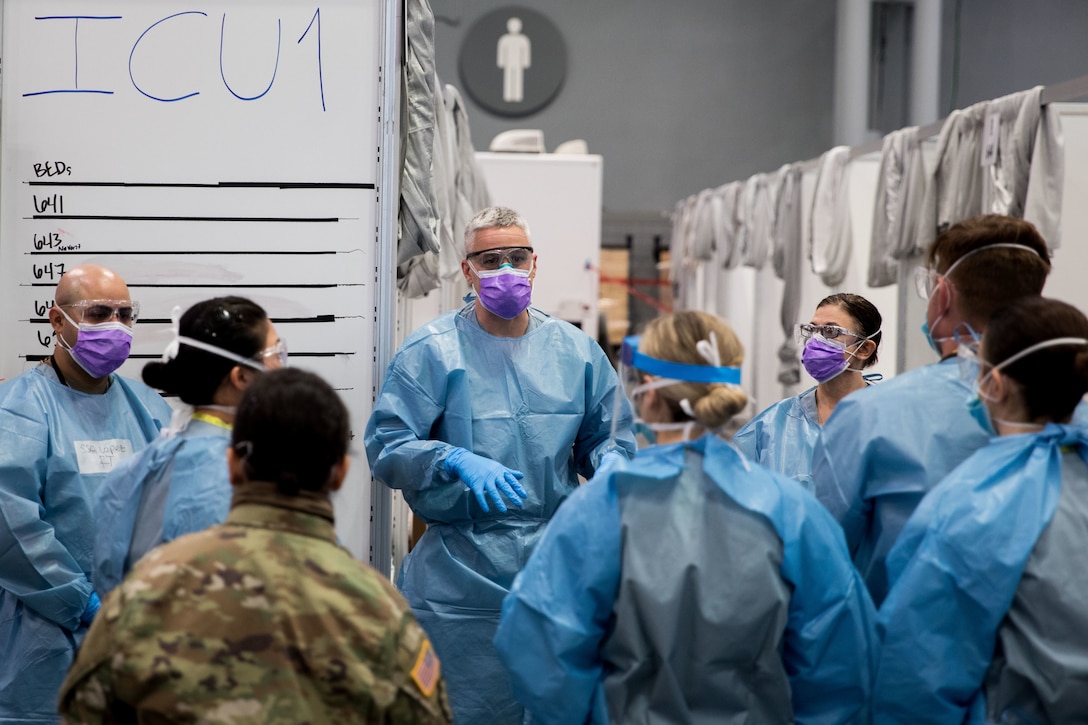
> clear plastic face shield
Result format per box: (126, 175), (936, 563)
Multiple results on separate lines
(613, 333), (743, 448)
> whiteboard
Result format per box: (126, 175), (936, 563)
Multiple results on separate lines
(0, 0), (396, 562)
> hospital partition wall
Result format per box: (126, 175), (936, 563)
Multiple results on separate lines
(671, 90), (1088, 418)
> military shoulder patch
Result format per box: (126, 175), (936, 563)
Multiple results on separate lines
(409, 639), (440, 698)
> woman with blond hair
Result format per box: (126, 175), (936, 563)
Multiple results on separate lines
(495, 310), (877, 725)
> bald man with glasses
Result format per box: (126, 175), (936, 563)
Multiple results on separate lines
(0, 264), (172, 722)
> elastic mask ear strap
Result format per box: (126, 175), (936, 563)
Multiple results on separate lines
(161, 305), (265, 372)
(843, 331), (880, 373)
(992, 337), (1088, 374)
(637, 419), (699, 441)
(943, 242), (1047, 279)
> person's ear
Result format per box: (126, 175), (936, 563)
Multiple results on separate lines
(935, 276), (956, 315)
(529, 253), (538, 283)
(226, 447), (246, 486)
(461, 258), (476, 288)
(48, 305), (67, 335)
(230, 365), (258, 391)
(988, 369), (1012, 404)
(327, 455), (351, 492)
(854, 338), (876, 362)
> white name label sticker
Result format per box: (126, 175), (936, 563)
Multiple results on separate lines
(74, 438), (134, 475)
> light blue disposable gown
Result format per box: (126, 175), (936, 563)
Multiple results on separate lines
(810, 358), (990, 604)
(734, 385), (820, 488)
(94, 416), (233, 595)
(364, 305), (636, 724)
(494, 435), (878, 725)
(0, 365), (170, 722)
(875, 424), (1088, 723)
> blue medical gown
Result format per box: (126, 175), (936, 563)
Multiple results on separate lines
(364, 306), (636, 724)
(94, 418), (232, 595)
(495, 435), (877, 725)
(0, 365), (170, 722)
(875, 424), (1088, 723)
(810, 358), (990, 604)
(734, 385), (820, 488)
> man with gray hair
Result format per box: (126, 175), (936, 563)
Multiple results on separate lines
(366, 206), (636, 723)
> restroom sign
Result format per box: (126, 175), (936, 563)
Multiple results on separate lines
(459, 7), (566, 118)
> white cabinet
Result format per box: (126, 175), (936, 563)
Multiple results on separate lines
(475, 152), (603, 340)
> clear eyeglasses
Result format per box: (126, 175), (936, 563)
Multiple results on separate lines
(62, 299), (140, 326)
(465, 246), (534, 270)
(913, 266), (940, 300)
(797, 323), (863, 344)
(255, 339), (288, 368)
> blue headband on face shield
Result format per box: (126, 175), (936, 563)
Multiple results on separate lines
(621, 335), (743, 385)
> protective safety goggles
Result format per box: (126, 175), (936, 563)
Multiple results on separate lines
(797, 323), (865, 348)
(465, 246), (534, 270)
(913, 266), (940, 300)
(913, 243), (1048, 300)
(255, 339), (289, 368)
(61, 299), (140, 325)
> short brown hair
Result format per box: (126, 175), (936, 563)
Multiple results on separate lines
(926, 215), (1051, 327)
(984, 297), (1088, 422)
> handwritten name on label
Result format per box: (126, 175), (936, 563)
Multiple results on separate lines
(74, 438), (134, 475)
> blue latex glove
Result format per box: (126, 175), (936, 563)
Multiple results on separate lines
(80, 591), (101, 626)
(445, 447), (527, 513)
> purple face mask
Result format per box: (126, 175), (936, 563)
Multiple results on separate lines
(801, 335), (852, 383)
(58, 308), (134, 378)
(471, 263), (533, 320)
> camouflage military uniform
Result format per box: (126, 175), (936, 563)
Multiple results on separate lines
(59, 481), (452, 724)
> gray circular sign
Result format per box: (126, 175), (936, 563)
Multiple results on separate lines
(459, 7), (567, 118)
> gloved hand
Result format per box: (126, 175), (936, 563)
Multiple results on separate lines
(80, 591), (101, 626)
(445, 447), (527, 513)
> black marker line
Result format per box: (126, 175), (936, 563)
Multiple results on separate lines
(23, 352), (355, 362)
(27, 250), (341, 255)
(27, 315), (339, 325)
(278, 352), (356, 357)
(30, 214), (341, 222)
(26, 181), (375, 189)
(26, 283), (363, 289)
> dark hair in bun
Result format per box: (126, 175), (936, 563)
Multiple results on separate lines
(142, 296), (269, 405)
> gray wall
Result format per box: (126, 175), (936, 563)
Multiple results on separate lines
(432, 0), (836, 213)
(432, 0), (1088, 214)
(942, 0), (1088, 110)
